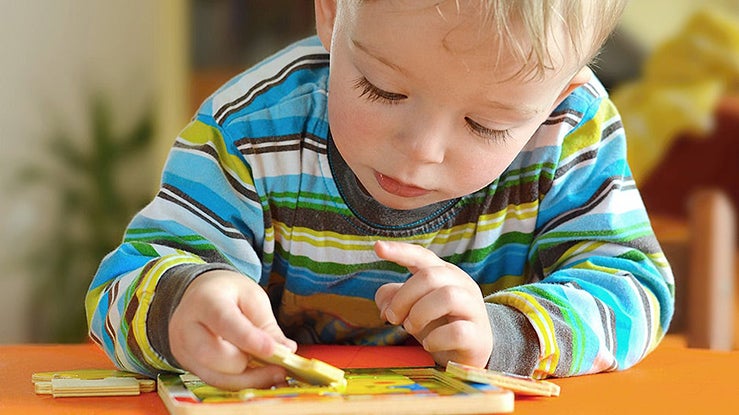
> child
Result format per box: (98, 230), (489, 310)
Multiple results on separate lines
(87, 0), (674, 391)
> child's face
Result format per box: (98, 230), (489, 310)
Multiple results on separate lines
(316, 0), (590, 210)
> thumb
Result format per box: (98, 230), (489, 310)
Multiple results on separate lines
(237, 285), (296, 355)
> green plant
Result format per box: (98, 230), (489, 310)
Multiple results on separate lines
(18, 94), (156, 342)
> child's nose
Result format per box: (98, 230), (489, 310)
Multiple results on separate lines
(396, 120), (449, 164)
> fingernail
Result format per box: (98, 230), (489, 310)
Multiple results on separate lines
(403, 319), (413, 332)
(385, 308), (397, 324)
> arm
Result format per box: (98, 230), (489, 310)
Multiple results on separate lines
(487, 96), (675, 378)
(374, 95), (675, 379)
(85, 117), (287, 381)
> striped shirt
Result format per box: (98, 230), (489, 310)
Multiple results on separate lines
(86, 36), (674, 379)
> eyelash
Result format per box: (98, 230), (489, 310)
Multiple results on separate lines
(353, 77), (510, 142)
(353, 77), (406, 104)
(464, 117), (511, 142)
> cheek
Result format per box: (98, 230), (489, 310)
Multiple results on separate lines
(327, 82), (394, 151)
(328, 98), (374, 158)
(455, 163), (502, 193)
(448, 144), (524, 193)
(329, 100), (371, 136)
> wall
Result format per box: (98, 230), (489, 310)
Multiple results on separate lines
(0, 0), (187, 342)
(621, 0), (739, 50)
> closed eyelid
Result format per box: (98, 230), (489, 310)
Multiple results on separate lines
(464, 117), (511, 141)
(354, 77), (406, 102)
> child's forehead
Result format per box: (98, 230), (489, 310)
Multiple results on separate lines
(348, 1), (510, 50)
(347, 0), (583, 80)
(351, 0), (490, 21)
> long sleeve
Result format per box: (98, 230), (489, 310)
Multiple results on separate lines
(85, 118), (270, 377)
(85, 36), (337, 377)
(485, 89), (675, 378)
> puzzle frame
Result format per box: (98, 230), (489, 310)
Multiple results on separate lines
(157, 366), (514, 415)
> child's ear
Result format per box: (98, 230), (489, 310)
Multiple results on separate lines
(315, 0), (338, 52)
(551, 66), (593, 109)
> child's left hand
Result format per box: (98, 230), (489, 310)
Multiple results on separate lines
(374, 240), (493, 369)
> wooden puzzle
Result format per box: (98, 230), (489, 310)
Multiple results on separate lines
(157, 366), (514, 415)
(32, 346), (558, 413)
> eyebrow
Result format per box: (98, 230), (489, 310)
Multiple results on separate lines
(351, 39), (408, 75)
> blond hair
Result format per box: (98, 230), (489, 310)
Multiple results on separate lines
(484, 0), (628, 78)
(346, 0), (628, 79)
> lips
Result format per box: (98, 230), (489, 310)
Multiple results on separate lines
(374, 172), (431, 198)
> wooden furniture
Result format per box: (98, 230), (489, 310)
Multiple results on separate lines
(643, 95), (739, 350)
(652, 190), (738, 351)
(2, 339), (738, 415)
(685, 191), (737, 349)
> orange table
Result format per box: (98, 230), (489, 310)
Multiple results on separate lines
(1, 335), (737, 415)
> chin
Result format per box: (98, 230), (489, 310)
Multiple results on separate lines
(372, 193), (440, 211)
(378, 199), (426, 211)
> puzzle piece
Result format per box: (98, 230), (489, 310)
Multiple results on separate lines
(255, 343), (347, 389)
(32, 369), (156, 397)
(446, 361), (560, 397)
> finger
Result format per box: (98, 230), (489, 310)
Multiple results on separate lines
(234, 287), (297, 356)
(381, 267), (446, 325)
(423, 320), (492, 367)
(195, 363), (289, 391)
(173, 322), (251, 375)
(199, 295), (275, 359)
(374, 241), (445, 273)
(403, 285), (479, 335)
(421, 319), (471, 353)
(246, 303), (298, 354)
(375, 282), (403, 320)
(402, 290), (452, 336)
(409, 316), (447, 345)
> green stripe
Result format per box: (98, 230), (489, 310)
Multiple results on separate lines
(444, 231), (533, 264)
(275, 243), (405, 275)
(538, 223), (652, 248)
(129, 241), (159, 257)
(526, 285), (586, 375)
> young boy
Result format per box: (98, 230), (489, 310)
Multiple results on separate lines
(86, 0), (674, 391)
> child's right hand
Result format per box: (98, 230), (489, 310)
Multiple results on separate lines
(168, 270), (297, 391)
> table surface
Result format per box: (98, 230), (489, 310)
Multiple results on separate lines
(1, 335), (737, 415)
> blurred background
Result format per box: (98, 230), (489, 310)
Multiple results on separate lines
(0, 0), (736, 344)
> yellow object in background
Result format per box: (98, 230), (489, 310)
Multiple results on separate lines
(612, 9), (739, 183)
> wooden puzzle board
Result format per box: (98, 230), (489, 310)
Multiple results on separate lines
(157, 367), (514, 415)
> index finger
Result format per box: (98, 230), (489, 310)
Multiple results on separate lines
(374, 240), (445, 273)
